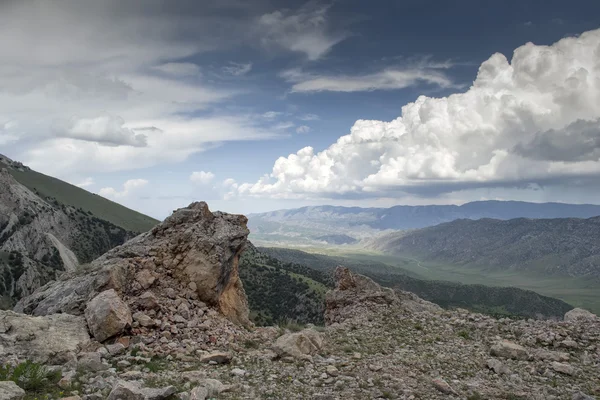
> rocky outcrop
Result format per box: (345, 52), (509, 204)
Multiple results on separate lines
(0, 310), (90, 364)
(564, 307), (599, 322)
(325, 266), (441, 324)
(16, 202), (251, 326)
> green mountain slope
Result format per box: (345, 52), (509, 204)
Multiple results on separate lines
(239, 243), (333, 326)
(259, 246), (573, 319)
(370, 216), (600, 278)
(0, 155), (159, 307)
(8, 167), (158, 233)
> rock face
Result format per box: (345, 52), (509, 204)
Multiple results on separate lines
(85, 289), (132, 342)
(16, 202), (251, 326)
(0, 166), (137, 307)
(325, 266), (440, 324)
(0, 310), (90, 364)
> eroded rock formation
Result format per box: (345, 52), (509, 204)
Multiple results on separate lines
(16, 202), (251, 326)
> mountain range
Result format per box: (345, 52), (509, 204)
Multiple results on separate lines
(248, 201), (600, 245)
(368, 216), (600, 278)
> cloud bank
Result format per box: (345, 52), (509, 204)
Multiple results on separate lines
(239, 29), (600, 199)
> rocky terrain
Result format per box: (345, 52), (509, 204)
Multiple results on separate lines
(370, 216), (600, 278)
(0, 202), (598, 400)
(0, 166), (139, 308)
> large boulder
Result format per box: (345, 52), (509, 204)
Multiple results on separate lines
(0, 381), (25, 400)
(85, 289), (132, 342)
(564, 308), (599, 322)
(490, 340), (530, 361)
(0, 310), (90, 364)
(272, 329), (324, 361)
(16, 202), (251, 326)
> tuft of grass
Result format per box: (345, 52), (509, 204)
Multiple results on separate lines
(467, 392), (484, 400)
(278, 318), (305, 333)
(414, 323), (424, 331)
(457, 329), (471, 340)
(243, 339), (260, 349)
(0, 361), (62, 393)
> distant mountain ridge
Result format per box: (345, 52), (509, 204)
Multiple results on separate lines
(248, 200), (600, 245)
(370, 216), (600, 278)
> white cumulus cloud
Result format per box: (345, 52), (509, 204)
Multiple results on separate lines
(239, 29), (600, 199)
(222, 62), (253, 76)
(190, 171), (215, 185)
(100, 179), (148, 199)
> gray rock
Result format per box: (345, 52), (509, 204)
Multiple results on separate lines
(432, 378), (456, 395)
(0, 310), (89, 363)
(137, 292), (159, 310)
(486, 358), (510, 374)
(0, 381), (25, 400)
(564, 308), (598, 322)
(272, 329), (324, 360)
(78, 352), (109, 372)
(551, 361), (576, 376)
(572, 392), (595, 400)
(132, 312), (154, 327)
(189, 387), (208, 400)
(107, 380), (176, 400)
(200, 351), (231, 364)
(490, 340), (529, 360)
(85, 289), (132, 342)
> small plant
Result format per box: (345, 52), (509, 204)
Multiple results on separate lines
(0, 360), (61, 392)
(130, 347), (140, 357)
(457, 329), (471, 340)
(243, 339), (260, 349)
(414, 323), (423, 331)
(278, 318), (305, 333)
(381, 390), (393, 399)
(467, 392), (484, 400)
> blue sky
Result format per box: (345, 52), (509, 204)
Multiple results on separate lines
(1, 0), (600, 218)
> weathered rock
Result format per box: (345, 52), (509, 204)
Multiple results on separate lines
(189, 386), (208, 400)
(432, 378), (456, 395)
(564, 308), (598, 322)
(85, 289), (132, 342)
(137, 292), (159, 310)
(533, 349), (570, 362)
(132, 312), (154, 327)
(490, 340), (529, 360)
(16, 202), (251, 326)
(486, 358), (510, 374)
(107, 380), (176, 400)
(0, 381), (25, 400)
(325, 266), (440, 324)
(552, 361), (576, 376)
(572, 392), (596, 400)
(272, 329), (324, 360)
(135, 270), (156, 290)
(0, 310), (89, 364)
(200, 351), (232, 364)
(77, 352), (108, 372)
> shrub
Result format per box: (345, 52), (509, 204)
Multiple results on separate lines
(0, 360), (61, 392)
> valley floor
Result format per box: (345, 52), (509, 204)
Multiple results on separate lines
(272, 245), (600, 315)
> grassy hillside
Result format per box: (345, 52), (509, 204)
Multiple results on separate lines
(239, 244), (333, 326)
(259, 247), (574, 319)
(8, 168), (158, 233)
(370, 216), (600, 278)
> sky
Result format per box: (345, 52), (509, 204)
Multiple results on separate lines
(1, 0), (600, 219)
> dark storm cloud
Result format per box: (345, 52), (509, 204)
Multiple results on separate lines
(514, 119), (600, 162)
